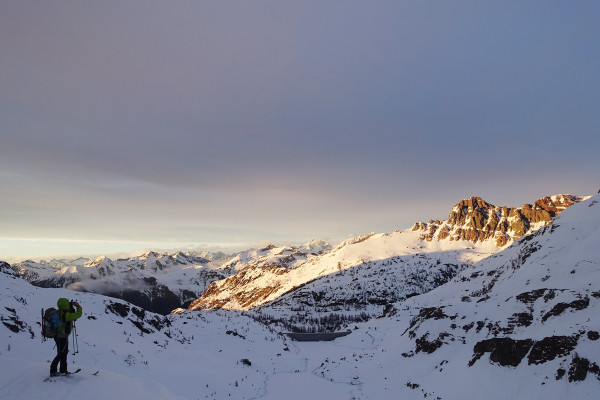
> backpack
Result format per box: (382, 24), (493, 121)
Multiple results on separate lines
(41, 307), (64, 339)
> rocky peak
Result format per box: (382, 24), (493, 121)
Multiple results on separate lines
(412, 194), (588, 247)
(0, 261), (18, 277)
(84, 256), (109, 267)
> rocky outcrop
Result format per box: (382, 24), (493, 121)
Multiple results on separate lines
(412, 194), (587, 247)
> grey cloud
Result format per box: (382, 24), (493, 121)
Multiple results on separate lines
(1, 2), (599, 255)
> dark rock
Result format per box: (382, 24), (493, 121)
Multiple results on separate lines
(543, 290), (557, 302)
(146, 315), (171, 331)
(542, 297), (590, 322)
(106, 301), (130, 318)
(567, 356), (600, 382)
(527, 335), (579, 365)
(508, 312), (533, 328)
(475, 321), (486, 333)
(241, 359), (252, 366)
(462, 322), (474, 332)
(556, 368), (566, 380)
(0, 262), (19, 278)
(380, 304), (396, 318)
(143, 277), (157, 286)
(131, 307), (145, 320)
(469, 338), (534, 367)
(587, 331), (599, 341)
(516, 289), (547, 304)
(407, 307), (448, 331)
(129, 318), (153, 334)
(117, 285), (182, 315)
(568, 356), (590, 382)
(2, 321), (19, 333)
(415, 332), (450, 354)
(226, 330), (246, 339)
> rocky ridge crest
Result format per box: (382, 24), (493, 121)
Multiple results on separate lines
(412, 194), (588, 246)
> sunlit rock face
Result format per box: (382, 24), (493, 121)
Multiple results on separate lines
(412, 194), (587, 247)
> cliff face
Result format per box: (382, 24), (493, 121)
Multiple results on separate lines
(412, 195), (588, 247)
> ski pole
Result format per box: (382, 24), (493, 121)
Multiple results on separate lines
(72, 321), (79, 355)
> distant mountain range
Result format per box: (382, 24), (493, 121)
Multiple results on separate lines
(10, 251), (229, 314)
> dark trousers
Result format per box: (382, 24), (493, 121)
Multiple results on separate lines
(50, 337), (69, 374)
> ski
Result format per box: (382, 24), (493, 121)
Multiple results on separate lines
(44, 368), (82, 382)
(65, 368), (82, 375)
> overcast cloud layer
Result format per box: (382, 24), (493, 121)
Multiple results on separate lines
(1, 1), (599, 260)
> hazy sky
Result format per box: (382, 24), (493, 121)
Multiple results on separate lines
(1, 1), (599, 261)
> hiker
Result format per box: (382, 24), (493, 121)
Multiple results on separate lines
(49, 298), (82, 377)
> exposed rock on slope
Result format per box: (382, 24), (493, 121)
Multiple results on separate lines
(412, 194), (587, 246)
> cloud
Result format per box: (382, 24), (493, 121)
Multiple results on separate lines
(1, 2), (599, 259)
(66, 273), (153, 295)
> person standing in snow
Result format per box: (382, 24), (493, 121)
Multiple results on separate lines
(50, 298), (82, 377)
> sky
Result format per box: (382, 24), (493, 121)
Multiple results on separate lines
(1, 1), (599, 262)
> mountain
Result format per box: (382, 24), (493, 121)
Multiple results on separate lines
(216, 239), (333, 275)
(1, 193), (598, 399)
(187, 195), (584, 325)
(11, 251), (229, 314)
(412, 194), (588, 246)
(310, 193), (600, 397)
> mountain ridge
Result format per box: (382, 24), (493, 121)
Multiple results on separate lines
(412, 194), (588, 246)
(187, 194), (586, 317)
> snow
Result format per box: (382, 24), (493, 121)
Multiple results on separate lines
(191, 228), (502, 312)
(1, 194), (599, 399)
(2, 358), (186, 400)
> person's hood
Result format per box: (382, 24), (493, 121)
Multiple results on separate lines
(57, 298), (70, 311)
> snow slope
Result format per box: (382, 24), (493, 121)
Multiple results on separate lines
(189, 230), (499, 313)
(0, 264), (312, 399)
(302, 194), (600, 399)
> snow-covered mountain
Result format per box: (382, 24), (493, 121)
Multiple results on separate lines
(1, 193), (598, 399)
(217, 239), (333, 275)
(412, 194), (588, 246)
(188, 195), (584, 323)
(309, 193), (600, 398)
(11, 251), (229, 314)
